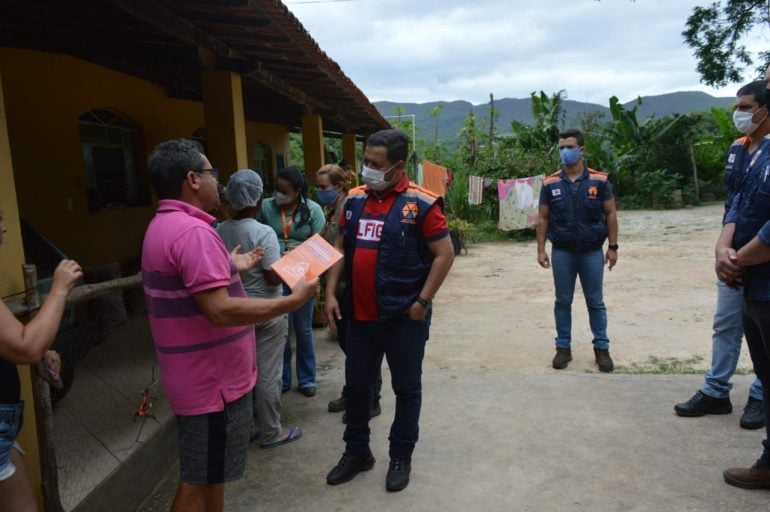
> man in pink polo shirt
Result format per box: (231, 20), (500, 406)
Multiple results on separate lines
(142, 139), (317, 512)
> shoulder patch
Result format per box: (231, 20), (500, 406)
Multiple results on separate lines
(348, 186), (367, 197)
(404, 183), (439, 203)
(587, 168), (608, 181)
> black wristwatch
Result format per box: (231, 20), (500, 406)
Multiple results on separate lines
(415, 296), (432, 308)
(608, 243), (619, 251)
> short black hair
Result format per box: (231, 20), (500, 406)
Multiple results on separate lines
(736, 80), (768, 108)
(365, 129), (409, 163)
(558, 128), (584, 146)
(147, 138), (206, 199)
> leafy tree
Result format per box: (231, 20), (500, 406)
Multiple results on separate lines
(683, 0), (770, 86)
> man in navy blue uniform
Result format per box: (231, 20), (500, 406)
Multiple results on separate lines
(537, 128), (619, 372)
(721, 69), (770, 490)
(324, 129), (454, 492)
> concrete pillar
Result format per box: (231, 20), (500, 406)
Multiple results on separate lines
(301, 114), (324, 177)
(0, 71), (43, 508)
(201, 69), (248, 178)
(342, 132), (359, 187)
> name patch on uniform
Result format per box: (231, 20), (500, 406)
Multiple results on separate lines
(357, 219), (384, 241)
(551, 188), (562, 197)
(728, 153), (736, 164)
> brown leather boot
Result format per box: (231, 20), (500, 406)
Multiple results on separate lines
(724, 462), (770, 489)
(552, 348), (572, 369)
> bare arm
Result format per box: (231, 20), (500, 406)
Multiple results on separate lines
(193, 277), (319, 327)
(536, 204), (550, 268)
(407, 234), (455, 320)
(736, 236), (770, 267)
(603, 198), (618, 270)
(262, 268), (283, 287)
(715, 223), (742, 286)
(0, 260), (82, 364)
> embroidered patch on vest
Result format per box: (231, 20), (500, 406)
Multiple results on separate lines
(588, 186), (598, 198)
(401, 202), (419, 224)
(551, 188), (561, 197)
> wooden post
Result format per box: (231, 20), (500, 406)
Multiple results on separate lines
(690, 144), (700, 203)
(23, 264), (64, 512)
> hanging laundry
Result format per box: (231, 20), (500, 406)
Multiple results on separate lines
(468, 175), (484, 205)
(421, 160), (448, 197)
(498, 174), (544, 231)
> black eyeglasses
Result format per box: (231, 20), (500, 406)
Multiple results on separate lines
(192, 168), (220, 181)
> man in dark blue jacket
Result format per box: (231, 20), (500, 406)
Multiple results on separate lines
(324, 129), (454, 492)
(720, 69), (770, 490)
(536, 128), (619, 372)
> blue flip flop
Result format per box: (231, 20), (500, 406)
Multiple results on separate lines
(260, 426), (303, 449)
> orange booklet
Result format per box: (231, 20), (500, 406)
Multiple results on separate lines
(271, 234), (343, 290)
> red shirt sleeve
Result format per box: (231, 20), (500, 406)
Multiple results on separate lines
(421, 203), (449, 241)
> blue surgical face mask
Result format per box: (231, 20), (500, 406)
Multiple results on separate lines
(315, 188), (339, 206)
(559, 147), (582, 167)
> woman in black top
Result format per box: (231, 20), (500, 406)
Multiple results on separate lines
(0, 208), (82, 511)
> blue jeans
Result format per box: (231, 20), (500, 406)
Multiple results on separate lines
(0, 402), (23, 481)
(344, 316), (428, 460)
(702, 280), (763, 400)
(282, 284), (316, 390)
(551, 247), (609, 349)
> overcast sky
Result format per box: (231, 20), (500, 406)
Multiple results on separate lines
(285, 0), (768, 106)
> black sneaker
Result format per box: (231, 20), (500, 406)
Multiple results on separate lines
(342, 402), (381, 424)
(740, 397), (765, 430)
(674, 390), (732, 417)
(328, 395), (346, 413)
(386, 458), (412, 492)
(552, 348), (572, 369)
(326, 452), (375, 485)
(593, 348), (614, 373)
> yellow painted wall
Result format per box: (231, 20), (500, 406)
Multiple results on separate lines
(0, 69), (44, 508)
(0, 48), (205, 269)
(245, 121), (289, 177)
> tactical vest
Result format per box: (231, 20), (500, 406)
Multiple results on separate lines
(342, 185), (441, 319)
(542, 168), (610, 252)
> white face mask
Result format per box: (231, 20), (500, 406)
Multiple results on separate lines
(275, 191), (294, 205)
(734, 110), (760, 135)
(362, 164), (395, 191)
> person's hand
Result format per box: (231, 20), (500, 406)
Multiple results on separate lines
(605, 249), (618, 271)
(51, 259), (83, 294)
(407, 301), (428, 320)
(537, 250), (550, 269)
(38, 350), (63, 389)
(231, 245), (264, 272)
(715, 246), (742, 287)
(291, 276), (321, 304)
(325, 295), (341, 332)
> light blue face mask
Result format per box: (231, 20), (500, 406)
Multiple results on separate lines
(559, 147), (582, 166)
(315, 188), (339, 206)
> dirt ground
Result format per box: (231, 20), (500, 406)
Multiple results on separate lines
(427, 202), (753, 375)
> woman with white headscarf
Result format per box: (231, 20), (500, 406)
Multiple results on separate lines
(216, 170), (302, 449)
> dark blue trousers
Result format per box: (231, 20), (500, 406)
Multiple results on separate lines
(343, 315), (428, 460)
(742, 299), (770, 467)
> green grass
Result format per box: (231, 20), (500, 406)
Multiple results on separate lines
(614, 355), (708, 374)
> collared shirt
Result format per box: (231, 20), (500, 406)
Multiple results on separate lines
(142, 199), (256, 416)
(339, 174), (448, 321)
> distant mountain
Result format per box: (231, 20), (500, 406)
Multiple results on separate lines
(374, 91), (734, 143)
